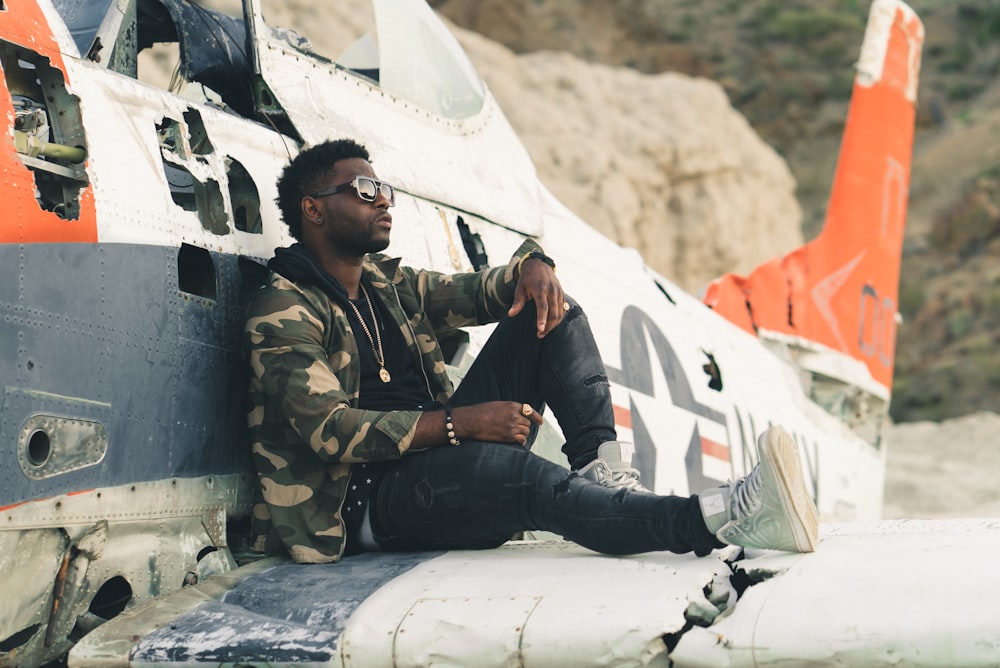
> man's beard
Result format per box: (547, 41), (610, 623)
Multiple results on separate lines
(332, 219), (390, 255)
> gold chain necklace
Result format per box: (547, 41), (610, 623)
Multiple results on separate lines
(347, 284), (391, 383)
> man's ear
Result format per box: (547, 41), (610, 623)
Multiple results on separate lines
(301, 196), (323, 227)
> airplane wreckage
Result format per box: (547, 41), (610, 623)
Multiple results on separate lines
(2, 0), (1000, 665)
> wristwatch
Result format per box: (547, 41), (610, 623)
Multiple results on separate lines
(518, 251), (556, 275)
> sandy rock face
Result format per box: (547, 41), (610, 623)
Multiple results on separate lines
(454, 31), (803, 292)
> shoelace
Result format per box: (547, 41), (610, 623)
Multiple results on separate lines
(610, 467), (646, 491)
(729, 466), (764, 517)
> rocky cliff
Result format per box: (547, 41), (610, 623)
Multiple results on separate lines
(453, 30), (802, 293)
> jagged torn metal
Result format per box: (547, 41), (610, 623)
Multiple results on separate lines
(663, 549), (784, 657)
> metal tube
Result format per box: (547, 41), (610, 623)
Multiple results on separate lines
(13, 130), (87, 163)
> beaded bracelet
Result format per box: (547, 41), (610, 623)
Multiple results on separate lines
(445, 407), (461, 446)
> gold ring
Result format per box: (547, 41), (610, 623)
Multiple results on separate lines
(562, 302), (570, 312)
(521, 403), (533, 417)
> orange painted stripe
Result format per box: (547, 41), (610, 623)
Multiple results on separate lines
(613, 404), (632, 430)
(701, 437), (730, 462)
(2, 0), (65, 64)
(0, 0), (99, 244)
(0, 488), (95, 513)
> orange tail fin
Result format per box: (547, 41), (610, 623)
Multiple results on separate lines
(704, 0), (924, 394)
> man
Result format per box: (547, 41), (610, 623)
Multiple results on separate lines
(245, 138), (818, 564)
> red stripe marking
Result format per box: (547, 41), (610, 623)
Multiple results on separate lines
(613, 404), (632, 430)
(0, 488), (95, 513)
(701, 437), (730, 462)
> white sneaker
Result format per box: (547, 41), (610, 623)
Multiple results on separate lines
(699, 426), (818, 553)
(577, 441), (651, 493)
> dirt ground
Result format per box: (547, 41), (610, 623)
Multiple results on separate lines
(882, 410), (1000, 518)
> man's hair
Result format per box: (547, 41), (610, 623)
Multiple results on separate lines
(275, 139), (371, 241)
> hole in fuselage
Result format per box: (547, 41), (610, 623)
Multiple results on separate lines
(177, 243), (217, 300)
(88, 575), (132, 620)
(0, 624), (40, 652)
(26, 429), (51, 466)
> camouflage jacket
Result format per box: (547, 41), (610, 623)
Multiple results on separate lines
(245, 238), (542, 563)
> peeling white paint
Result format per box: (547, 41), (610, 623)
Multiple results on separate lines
(856, 0), (924, 101)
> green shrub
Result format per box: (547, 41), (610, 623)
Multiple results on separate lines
(828, 69), (856, 99)
(750, 2), (783, 28)
(947, 80), (980, 102)
(946, 308), (973, 341)
(940, 43), (974, 73)
(897, 280), (926, 320)
(977, 164), (1000, 180)
(763, 9), (864, 42)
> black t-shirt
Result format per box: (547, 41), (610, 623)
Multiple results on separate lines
(342, 290), (436, 552)
(349, 291), (433, 411)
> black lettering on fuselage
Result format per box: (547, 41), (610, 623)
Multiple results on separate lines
(605, 306), (728, 492)
(606, 305), (821, 504)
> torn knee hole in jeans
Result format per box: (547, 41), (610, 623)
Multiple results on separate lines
(584, 374), (609, 387)
(552, 472), (576, 498)
(415, 480), (434, 507)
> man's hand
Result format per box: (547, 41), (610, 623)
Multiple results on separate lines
(412, 402), (544, 449)
(453, 402), (543, 446)
(508, 256), (566, 338)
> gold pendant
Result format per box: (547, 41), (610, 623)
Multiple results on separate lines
(379, 367), (391, 383)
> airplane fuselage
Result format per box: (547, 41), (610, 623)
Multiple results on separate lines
(0, 0), (899, 665)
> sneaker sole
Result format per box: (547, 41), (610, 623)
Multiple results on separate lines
(761, 426), (819, 552)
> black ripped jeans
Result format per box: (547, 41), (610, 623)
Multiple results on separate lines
(368, 299), (719, 556)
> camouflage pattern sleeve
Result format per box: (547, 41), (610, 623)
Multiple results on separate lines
(395, 238), (543, 332)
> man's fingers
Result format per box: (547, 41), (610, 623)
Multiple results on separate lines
(535, 299), (549, 336)
(508, 290), (526, 317)
(537, 292), (569, 338)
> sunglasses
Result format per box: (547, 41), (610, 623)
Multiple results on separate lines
(311, 176), (395, 207)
